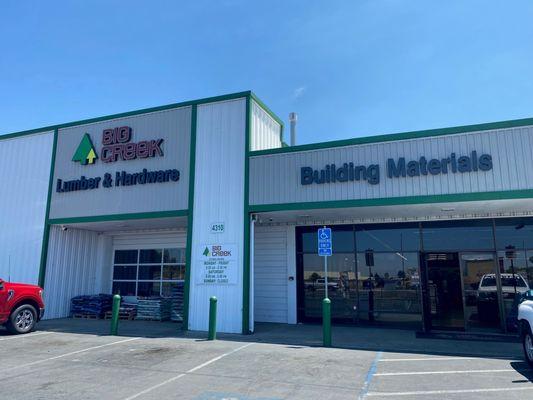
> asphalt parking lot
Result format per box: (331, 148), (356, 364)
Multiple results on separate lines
(1, 320), (532, 400)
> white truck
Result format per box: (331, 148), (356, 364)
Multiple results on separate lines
(517, 290), (533, 366)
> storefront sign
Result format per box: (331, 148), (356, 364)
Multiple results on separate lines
(72, 126), (164, 166)
(57, 126), (176, 194)
(301, 151), (493, 186)
(197, 244), (238, 285)
(56, 168), (180, 193)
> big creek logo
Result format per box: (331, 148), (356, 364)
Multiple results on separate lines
(72, 133), (98, 165)
(56, 125), (178, 194)
(71, 126), (164, 166)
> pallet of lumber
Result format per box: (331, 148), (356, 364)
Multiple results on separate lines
(136, 297), (171, 321)
(70, 294), (113, 318)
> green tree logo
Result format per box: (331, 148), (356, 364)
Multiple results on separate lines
(203, 247), (210, 257)
(72, 133), (98, 165)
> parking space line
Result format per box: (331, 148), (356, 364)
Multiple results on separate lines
(367, 387), (533, 396)
(374, 368), (523, 376)
(358, 351), (382, 400)
(379, 357), (480, 362)
(0, 331), (53, 341)
(123, 343), (254, 400)
(2, 337), (140, 372)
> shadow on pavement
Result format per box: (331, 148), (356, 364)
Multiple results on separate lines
(511, 361), (533, 382)
(25, 319), (524, 361)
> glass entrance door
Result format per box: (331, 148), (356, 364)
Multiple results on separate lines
(460, 253), (501, 332)
(425, 253), (465, 330)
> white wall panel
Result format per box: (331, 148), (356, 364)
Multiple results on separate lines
(0, 131), (53, 284)
(112, 230), (186, 249)
(188, 99), (246, 333)
(254, 225), (289, 323)
(251, 100), (281, 151)
(43, 226), (112, 319)
(250, 126), (533, 205)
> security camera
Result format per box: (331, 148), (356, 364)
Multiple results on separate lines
(61, 225), (68, 231)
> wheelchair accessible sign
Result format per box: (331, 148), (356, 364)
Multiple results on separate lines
(318, 227), (332, 256)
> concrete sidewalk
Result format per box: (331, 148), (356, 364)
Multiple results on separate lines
(35, 319), (523, 359)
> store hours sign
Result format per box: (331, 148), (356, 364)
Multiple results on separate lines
(197, 244), (238, 285)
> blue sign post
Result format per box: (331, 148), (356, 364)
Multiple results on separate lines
(318, 227), (332, 347)
(318, 227), (332, 297)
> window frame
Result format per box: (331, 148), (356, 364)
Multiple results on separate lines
(112, 247), (186, 297)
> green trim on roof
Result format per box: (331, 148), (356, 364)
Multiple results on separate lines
(248, 189), (533, 213)
(250, 92), (284, 128)
(250, 116), (533, 157)
(48, 209), (188, 225)
(1, 91), (252, 140)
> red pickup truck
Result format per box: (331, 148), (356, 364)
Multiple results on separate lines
(0, 278), (45, 334)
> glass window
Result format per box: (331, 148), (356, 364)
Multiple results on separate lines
(112, 248), (185, 297)
(422, 220), (494, 251)
(330, 228), (355, 253)
(138, 282), (161, 297)
(113, 265), (137, 280)
(112, 281), (136, 296)
(139, 265), (162, 280)
(114, 250), (138, 264)
(356, 252), (421, 324)
(164, 248), (185, 263)
(163, 265), (184, 280)
(299, 226), (354, 253)
(495, 218), (533, 250)
(140, 249), (163, 264)
(356, 224), (420, 252)
(302, 253), (357, 320)
(162, 282), (180, 297)
(300, 231), (317, 253)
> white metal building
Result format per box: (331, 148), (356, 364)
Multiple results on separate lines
(2, 91), (533, 335)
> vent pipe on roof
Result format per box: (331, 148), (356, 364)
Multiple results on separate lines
(289, 112), (297, 146)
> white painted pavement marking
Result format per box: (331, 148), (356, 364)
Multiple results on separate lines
(2, 337), (140, 372)
(367, 387), (533, 397)
(374, 368), (525, 376)
(379, 357), (481, 362)
(0, 331), (54, 341)
(123, 343), (254, 400)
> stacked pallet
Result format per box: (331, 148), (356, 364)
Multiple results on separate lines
(104, 302), (137, 320)
(70, 294), (113, 319)
(170, 283), (184, 322)
(136, 297), (171, 321)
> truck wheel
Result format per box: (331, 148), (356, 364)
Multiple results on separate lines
(523, 324), (533, 367)
(6, 304), (37, 334)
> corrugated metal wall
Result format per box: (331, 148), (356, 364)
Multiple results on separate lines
(0, 131), (53, 284)
(112, 230), (186, 249)
(250, 126), (533, 205)
(188, 98), (246, 333)
(251, 100), (281, 151)
(44, 226), (112, 319)
(254, 225), (288, 323)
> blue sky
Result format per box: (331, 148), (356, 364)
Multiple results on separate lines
(2, 1), (533, 144)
